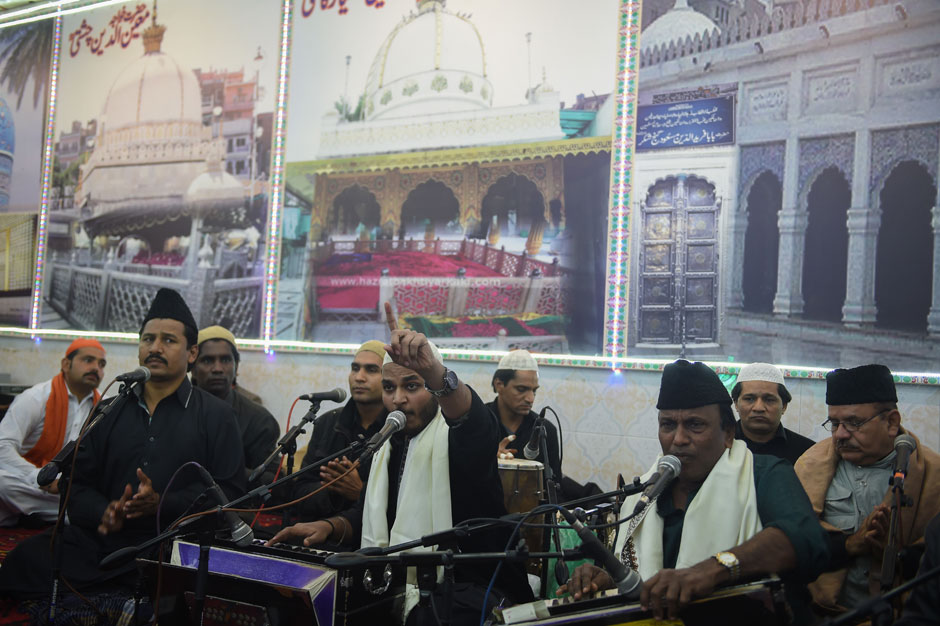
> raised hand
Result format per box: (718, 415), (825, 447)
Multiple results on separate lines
(382, 302), (442, 378)
(124, 467), (160, 519)
(320, 457), (364, 501)
(98, 483), (132, 535)
(498, 434), (517, 460)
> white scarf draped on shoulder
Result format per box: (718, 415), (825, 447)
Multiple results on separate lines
(361, 409), (452, 623)
(614, 439), (763, 580)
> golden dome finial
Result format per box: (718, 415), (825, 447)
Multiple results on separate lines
(142, 0), (165, 54)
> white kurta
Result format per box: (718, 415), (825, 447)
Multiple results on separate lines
(0, 377), (96, 526)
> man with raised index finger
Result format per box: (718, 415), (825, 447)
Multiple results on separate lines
(269, 302), (532, 625)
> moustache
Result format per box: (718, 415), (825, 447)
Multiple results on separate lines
(145, 355), (168, 365)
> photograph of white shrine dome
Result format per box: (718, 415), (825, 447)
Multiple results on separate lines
(282, 0), (620, 353)
(42, 0), (280, 337)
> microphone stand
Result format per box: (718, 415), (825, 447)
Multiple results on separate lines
(46, 380), (138, 622)
(823, 563), (940, 626)
(101, 439), (368, 624)
(99, 439), (369, 570)
(249, 399), (323, 483)
(536, 423), (568, 589)
(879, 468), (913, 591)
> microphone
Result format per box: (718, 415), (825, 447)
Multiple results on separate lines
(361, 411), (405, 458)
(115, 366), (150, 383)
(632, 455), (682, 516)
(193, 465), (254, 547)
(890, 434), (917, 491)
(37, 440), (77, 487)
(523, 407), (548, 461)
(299, 388), (348, 403)
(558, 506), (642, 598)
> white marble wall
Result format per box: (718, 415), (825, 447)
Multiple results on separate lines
(2, 334), (938, 490)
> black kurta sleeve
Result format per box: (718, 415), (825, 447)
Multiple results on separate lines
(67, 396), (125, 530)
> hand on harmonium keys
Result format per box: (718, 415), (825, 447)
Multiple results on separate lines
(266, 520), (333, 547)
(556, 563), (614, 601)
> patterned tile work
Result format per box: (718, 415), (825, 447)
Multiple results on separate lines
(2, 336), (937, 491)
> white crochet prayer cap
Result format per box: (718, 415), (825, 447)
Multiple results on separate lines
(736, 362), (786, 387)
(383, 339), (443, 366)
(497, 349), (539, 372)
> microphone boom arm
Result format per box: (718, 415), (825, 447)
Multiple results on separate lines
(248, 399), (323, 482)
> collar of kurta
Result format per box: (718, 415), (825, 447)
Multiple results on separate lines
(735, 419), (787, 443)
(132, 376), (194, 409)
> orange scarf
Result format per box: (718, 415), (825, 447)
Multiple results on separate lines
(23, 373), (100, 468)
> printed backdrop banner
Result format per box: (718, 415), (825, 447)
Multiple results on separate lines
(41, 0), (281, 337)
(628, 0), (940, 371)
(278, 0), (620, 356)
(0, 21), (51, 215)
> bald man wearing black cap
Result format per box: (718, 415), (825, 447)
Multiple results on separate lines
(0, 288), (246, 605)
(795, 364), (940, 616)
(560, 360), (829, 622)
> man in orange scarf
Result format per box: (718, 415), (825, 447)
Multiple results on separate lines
(0, 338), (106, 526)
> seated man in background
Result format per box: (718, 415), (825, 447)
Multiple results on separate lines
(491, 349), (560, 478)
(490, 349), (600, 500)
(0, 339), (106, 527)
(0, 288), (245, 601)
(732, 362), (814, 464)
(193, 325), (280, 490)
(561, 360), (829, 622)
(288, 340), (387, 531)
(795, 364), (940, 616)
(270, 304), (532, 625)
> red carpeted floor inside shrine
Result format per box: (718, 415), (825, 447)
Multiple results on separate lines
(315, 251), (502, 309)
(0, 526), (46, 624)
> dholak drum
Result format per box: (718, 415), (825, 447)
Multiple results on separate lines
(498, 458), (545, 575)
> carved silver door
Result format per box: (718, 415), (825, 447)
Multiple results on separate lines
(638, 175), (719, 344)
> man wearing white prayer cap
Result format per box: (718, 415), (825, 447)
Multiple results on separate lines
(731, 362), (814, 465)
(488, 350), (562, 477)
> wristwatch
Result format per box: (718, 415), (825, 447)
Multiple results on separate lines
(713, 551), (740, 582)
(425, 367), (458, 397)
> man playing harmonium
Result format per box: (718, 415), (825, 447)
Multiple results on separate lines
(559, 359), (829, 622)
(269, 303), (532, 624)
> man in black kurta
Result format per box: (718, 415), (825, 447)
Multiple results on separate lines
(290, 340), (387, 526)
(193, 325), (279, 490)
(0, 288), (245, 599)
(269, 303), (532, 625)
(731, 362), (814, 465)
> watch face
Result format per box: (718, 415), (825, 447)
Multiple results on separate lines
(443, 368), (458, 390)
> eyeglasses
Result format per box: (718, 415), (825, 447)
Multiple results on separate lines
(821, 410), (888, 433)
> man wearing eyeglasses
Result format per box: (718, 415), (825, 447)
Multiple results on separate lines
(795, 364), (940, 616)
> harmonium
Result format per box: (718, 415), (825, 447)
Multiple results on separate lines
(136, 537), (405, 626)
(495, 578), (788, 626)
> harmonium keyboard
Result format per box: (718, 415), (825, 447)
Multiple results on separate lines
(496, 578), (788, 626)
(136, 537), (405, 626)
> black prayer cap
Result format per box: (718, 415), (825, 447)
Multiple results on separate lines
(826, 364), (897, 406)
(657, 359), (731, 410)
(140, 288), (197, 333)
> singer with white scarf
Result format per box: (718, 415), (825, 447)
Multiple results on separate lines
(558, 360), (828, 623)
(269, 303), (532, 625)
